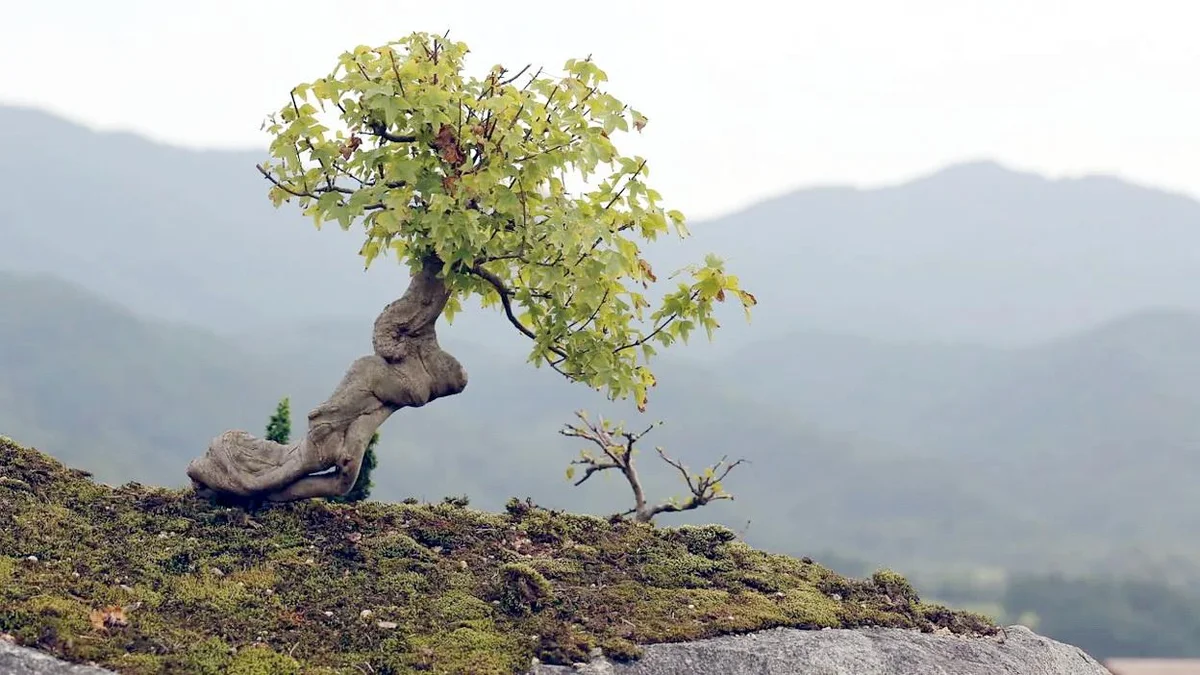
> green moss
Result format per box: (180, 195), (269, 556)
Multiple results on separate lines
(638, 550), (733, 588)
(227, 644), (301, 675)
(172, 574), (257, 614)
(21, 595), (93, 648)
(524, 556), (584, 581)
(497, 563), (554, 616)
(167, 636), (234, 674)
(433, 592), (496, 626)
(0, 436), (998, 673)
(596, 636), (642, 662)
(871, 568), (919, 603)
(113, 653), (170, 674)
(668, 524), (739, 557)
(405, 627), (524, 674)
(0, 555), (13, 585)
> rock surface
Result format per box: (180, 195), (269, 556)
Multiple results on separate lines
(1, 625), (1112, 675)
(0, 641), (115, 675)
(529, 625), (1112, 675)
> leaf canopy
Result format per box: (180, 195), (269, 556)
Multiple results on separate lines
(260, 31), (756, 410)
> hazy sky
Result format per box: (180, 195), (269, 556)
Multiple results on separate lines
(2, 0), (1196, 219)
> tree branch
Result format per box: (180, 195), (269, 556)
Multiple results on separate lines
(365, 122), (418, 144)
(466, 263), (569, 360)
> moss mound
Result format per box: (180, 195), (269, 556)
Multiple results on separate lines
(0, 437), (997, 674)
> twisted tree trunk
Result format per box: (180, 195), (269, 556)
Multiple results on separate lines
(186, 255), (467, 502)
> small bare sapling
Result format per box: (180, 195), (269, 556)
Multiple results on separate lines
(560, 410), (746, 524)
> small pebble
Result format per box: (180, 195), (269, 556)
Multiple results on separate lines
(25, 555), (37, 563)
(376, 620), (398, 629)
(360, 610), (374, 619)
(323, 611), (333, 617)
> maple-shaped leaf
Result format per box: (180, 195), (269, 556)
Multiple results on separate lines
(637, 258), (657, 283)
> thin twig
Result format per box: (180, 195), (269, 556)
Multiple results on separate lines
(256, 164), (352, 197)
(499, 64), (532, 86)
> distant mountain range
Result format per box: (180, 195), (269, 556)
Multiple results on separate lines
(722, 310), (1200, 541)
(3, 104), (1200, 583)
(4, 104), (1200, 348)
(669, 159), (1200, 347)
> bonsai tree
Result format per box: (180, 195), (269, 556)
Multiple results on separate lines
(561, 410), (746, 523)
(186, 31), (755, 502)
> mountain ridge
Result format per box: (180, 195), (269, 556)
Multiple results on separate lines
(7, 103), (1200, 347)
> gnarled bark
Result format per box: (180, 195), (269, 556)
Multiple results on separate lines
(186, 255), (467, 502)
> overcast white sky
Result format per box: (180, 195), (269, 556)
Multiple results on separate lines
(1, 0), (1196, 219)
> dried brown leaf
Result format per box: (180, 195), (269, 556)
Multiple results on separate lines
(89, 606), (129, 632)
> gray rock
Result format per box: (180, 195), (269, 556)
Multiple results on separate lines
(0, 625), (1111, 675)
(0, 642), (116, 674)
(528, 626), (1112, 675)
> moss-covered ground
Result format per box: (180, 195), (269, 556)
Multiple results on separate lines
(0, 436), (997, 674)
